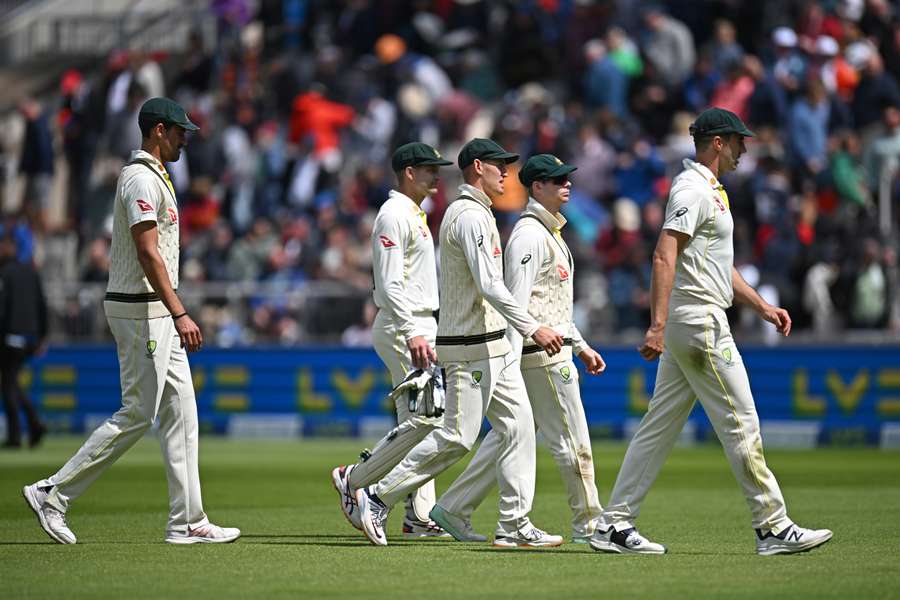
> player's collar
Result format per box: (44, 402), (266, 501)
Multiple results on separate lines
(388, 189), (423, 214)
(457, 183), (492, 209)
(131, 149), (167, 172)
(683, 158), (723, 191)
(523, 197), (567, 232)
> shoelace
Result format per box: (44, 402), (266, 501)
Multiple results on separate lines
(46, 507), (69, 527)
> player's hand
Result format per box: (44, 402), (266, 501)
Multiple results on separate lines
(638, 325), (665, 361)
(532, 326), (564, 356)
(578, 348), (606, 375)
(761, 304), (792, 336)
(174, 314), (203, 352)
(407, 335), (436, 370)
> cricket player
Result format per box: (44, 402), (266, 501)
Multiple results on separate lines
(589, 108), (832, 556)
(331, 142), (453, 538)
(432, 154), (607, 544)
(355, 138), (566, 547)
(22, 98), (239, 545)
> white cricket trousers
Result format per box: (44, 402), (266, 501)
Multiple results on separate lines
(347, 310), (440, 520)
(40, 315), (208, 535)
(374, 352), (536, 530)
(602, 305), (791, 533)
(438, 360), (603, 537)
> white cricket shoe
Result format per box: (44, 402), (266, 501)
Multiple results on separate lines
(22, 483), (76, 544)
(589, 526), (667, 554)
(492, 523), (564, 548)
(331, 465), (362, 531)
(356, 486), (390, 546)
(402, 516), (452, 538)
(756, 524), (833, 555)
(165, 523), (241, 544)
(428, 505), (487, 542)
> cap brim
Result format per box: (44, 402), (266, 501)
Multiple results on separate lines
(548, 164), (578, 177)
(180, 119), (200, 132)
(416, 158), (454, 167)
(484, 151), (519, 163)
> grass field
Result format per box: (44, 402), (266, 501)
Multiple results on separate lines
(1, 437), (898, 599)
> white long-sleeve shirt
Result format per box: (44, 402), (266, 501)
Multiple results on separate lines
(504, 199), (589, 368)
(371, 190), (440, 340)
(436, 184), (539, 362)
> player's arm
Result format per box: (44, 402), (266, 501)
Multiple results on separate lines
(131, 222), (202, 352)
(124, 175), (201, 352)
(455, 211), (562, 354)
(571, 324), (605, 375)
(372, 213), (435, 368)
(503, 228), (543, 359)
(639, 229), (689, 360)
(732, 266), (792, 336)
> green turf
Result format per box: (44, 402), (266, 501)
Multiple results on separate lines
(1, 437), (898, 599)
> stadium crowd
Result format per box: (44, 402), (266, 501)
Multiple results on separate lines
(2, 0), (900, 345)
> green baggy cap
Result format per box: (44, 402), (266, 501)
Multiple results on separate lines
(518, 154), (577, 187)
(689, 107), (754, 137)
(139, 97), (199, 131)
(457, 138), (519, 169)
(391, 142), (453, 172)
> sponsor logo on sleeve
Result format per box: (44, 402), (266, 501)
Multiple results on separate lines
(493, 246), (501, 257)
(521, 253), (532, 265)
(379, 235), (397, 248)
(477, 234), (484, 247)
(673, 207), (688, 218)
(136, 198), (154, 213)
(713, 197), (726, 213)
(167, 207), (178, 224)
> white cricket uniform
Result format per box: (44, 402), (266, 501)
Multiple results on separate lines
(38, 149), (210, 537)
(601, 159), (791, 534)
(438, 199), (603, 538)
(374, 184), (542, 531)
(347, 189), (441, 521)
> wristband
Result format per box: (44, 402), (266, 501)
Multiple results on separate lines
(172, 312), (189, 320)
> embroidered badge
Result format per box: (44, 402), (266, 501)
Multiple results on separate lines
(379, 235), (397, 248)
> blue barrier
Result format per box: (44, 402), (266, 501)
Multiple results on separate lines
(18, 345), (900, 445)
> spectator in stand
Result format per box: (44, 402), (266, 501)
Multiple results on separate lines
(789, 77), (831, 180)
(640, 5), (695, 90)
(17, 98), (54, 234)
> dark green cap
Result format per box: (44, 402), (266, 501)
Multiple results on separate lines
(138, 97), (199, 131)
(518, 154), (577, 187)
(689, 107), (754, 138)
(457, 138), (519, 169)
(391, 142), (453, 172)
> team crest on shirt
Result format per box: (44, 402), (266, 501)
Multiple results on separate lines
(146, 340), (157, 358)
(167, 207), (178, 224)
(722, 347), (734, 365)
(136, 198), (154, 213)
(471, 370), (482, 387)
(557, 264), (569, 281)
(560, 366), (572, 381)
(379, 235), (397, 248)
